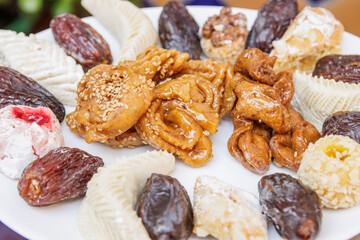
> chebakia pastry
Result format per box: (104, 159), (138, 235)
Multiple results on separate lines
(0, 30), (83, 106)
(0, 105), (64, 179)
(291, 71), (360, 131)
(81, 0), (158, 62)
(271, 6), (344, 73)
(66, 46), (189, 146)
(78, 150), (175, 240)
(193, 175), (268, 240)
(228, 49), (320, 174)
(201, 7), (248, 65)
(298, 135), (360, 209)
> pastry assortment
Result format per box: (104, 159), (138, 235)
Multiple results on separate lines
(1, 0), (360, 239)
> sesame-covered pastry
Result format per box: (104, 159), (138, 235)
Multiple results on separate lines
(201, 7), (247, 65)
(271, 7), (344, 73)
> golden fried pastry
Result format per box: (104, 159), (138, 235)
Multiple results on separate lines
(175, 59), (235, 117)
(234, 48), (277, 85)
(66, 64), (155, 143)
(227, 113), (272, 174)
(233, 79), (291, 134)
(271, 7), (344, 73)
(273, 71), (294, 107)
(270, 117), (321, 170)
(136, 74), (221, 167)
(201, 7), (248, 65)
(104, 127), (145, 148)
(67, 46), (190, 145)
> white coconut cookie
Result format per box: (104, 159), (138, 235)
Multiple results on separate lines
(298, 135), (360, 209)
(193, 175), (268, 240)
(271, 7), (344, 73)
(81, 0), (158, 62)
(78, 150), (175, 240)
(291, 71), (360, 131)
(0, 30), (83, 106)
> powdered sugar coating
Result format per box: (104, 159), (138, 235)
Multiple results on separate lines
(193, 175), (267, 240)
(0, 105), (64, 179)
(298, 135), (360, 209)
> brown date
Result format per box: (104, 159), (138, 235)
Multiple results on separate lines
(50, 13), (113, 72)
(159, 1), (202, 60)
(18, 147), (103, 207)
(312, 55), (360, 84)
(245, 0), (298, 53)
(258, 173), (322, 240)
(0, 66), (65, 122)
(322, 111), (360, 144)
(136, 173), (194, 240)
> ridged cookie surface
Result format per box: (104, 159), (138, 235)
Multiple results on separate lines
(81, 0), (158, 62)
(291, 71), (360, 131)
(78, 150), (175, 240)
(0, 30), (83, 106)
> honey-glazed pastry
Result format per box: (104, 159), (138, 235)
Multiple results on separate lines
(78, 150), (175, 240)
(201, 7), (247, 65)
(0, 30), (83, 106)
(271, 7), (344, 73)
(67, 46), (189, 145)
(193, 175), (268, 240)
(66, 64), (155, 144)
(103, 127), (145, 148)
(291, 70), (360, 131)
(174, 59), (235, 117)
(312, 54), (360, 84)
(81, 0), (158, 62)
(0, 105), (64, 179)
(298, 135), (360, 209)
(136, 74), (221, 167)
(227, 113), (272, 175)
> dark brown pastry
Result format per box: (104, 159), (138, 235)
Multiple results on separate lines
(158, 1), (202, 60)
(313, 55), (360, 84)
(258, 173), (322, 240)
(136, 173), (194, 240)
(322, 111), (360, 144)
(0, 66), (65, 122)
(245, 0), (298, 53)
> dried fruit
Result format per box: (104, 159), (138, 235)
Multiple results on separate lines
(245, 0), (298, 53)
(136, 173), (194, 240)
(258, 173), (322, 240)
(0, 66), (65, 122)
(18, 147), (103, 206)
(159, 1), (202, 60)
(313, 54), (360, 84)
(50, 13), (113, 72)
(322, 111), (360, 144)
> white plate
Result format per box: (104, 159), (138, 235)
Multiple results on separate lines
(1, 6), (360, 240)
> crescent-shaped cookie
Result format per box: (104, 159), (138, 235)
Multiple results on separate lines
(78, 150), (175, 240)
(81, 0), (158, 62)
(0, 30), (83, 106)
(291, 71), (360, 131)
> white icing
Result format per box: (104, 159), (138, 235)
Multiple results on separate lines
(0, 106), (64, 179)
